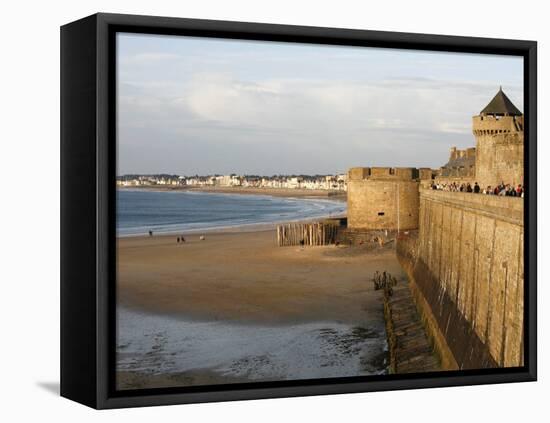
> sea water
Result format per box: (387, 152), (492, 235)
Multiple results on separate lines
(117, 189), (346, 236)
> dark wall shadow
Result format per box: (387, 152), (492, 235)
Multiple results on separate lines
(36, 381), (60, 396)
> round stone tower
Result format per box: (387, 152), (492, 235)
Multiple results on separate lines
(472, 87), (524, 188)
(347, 167), (420, 231)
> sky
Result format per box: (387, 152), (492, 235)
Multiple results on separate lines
(117, 33), (523, 176)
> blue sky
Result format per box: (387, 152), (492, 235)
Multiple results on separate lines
(117, 33), (523, 175)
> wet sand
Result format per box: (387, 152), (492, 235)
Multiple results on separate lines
(117, 369), (249, 390)
(116, 230), (406, 389)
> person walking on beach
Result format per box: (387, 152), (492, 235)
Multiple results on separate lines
(181, 236), (185, 243)
(177, 237), (180, 243)
(149, 230), (153, 237)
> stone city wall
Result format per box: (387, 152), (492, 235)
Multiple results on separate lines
(396, 188), (524, 369)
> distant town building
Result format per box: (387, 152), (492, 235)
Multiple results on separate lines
(116, 173), (347, 191)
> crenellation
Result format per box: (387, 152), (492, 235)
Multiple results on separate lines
(347, 88), (524, 370)
(347, 166), (419, 182)
(347, 167), (371, 181)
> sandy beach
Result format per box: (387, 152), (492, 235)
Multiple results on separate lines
(117, 230), (403, 323)
(116, 229), (405, 389)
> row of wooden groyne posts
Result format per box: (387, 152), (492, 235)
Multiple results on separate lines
(276, 218), (393, 247)
(276, 222), (340, 247)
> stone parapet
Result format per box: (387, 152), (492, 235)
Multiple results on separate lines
(419, 188), (523, 226)
(472, 115), (524, 136)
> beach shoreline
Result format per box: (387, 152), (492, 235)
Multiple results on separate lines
(117, 188), (347, 237)
(118, 216), (347, 238)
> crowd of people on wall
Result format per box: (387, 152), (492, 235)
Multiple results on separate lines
(429, 181), (524, 197)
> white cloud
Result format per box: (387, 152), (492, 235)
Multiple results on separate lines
(120, 52), (182, 65)
(115, 38), (523, 175)
(180, 72), (518, 140)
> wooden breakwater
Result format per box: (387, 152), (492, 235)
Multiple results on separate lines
(276, 222), (339, 247)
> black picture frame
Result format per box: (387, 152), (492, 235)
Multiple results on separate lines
(60, 12), (537, 409)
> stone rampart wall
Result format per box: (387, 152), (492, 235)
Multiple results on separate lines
(396, 189), (524, 369)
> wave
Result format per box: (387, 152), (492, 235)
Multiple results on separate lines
(117, 190), (346, 236)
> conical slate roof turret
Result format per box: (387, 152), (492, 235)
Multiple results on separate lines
(480, 87), (522, 116)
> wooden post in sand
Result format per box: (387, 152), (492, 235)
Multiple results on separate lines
(276, 222), (340, 247)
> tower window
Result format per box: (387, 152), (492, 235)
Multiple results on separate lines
(378, 212), (385, 216)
